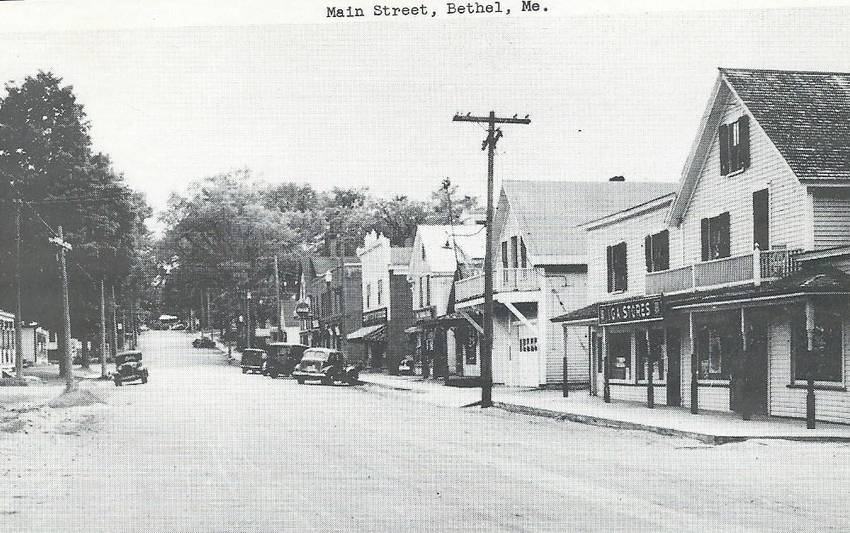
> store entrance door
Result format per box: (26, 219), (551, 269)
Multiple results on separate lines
(666, 328), (681, 407)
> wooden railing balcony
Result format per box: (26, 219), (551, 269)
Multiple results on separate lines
(645, 247), (802, 295)
(454, 268), (541, 302)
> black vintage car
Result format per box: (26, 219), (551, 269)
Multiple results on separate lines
(192, 337), (216, 349)
(292, 348), (360, 385)
(264, 342), (308, 378)
(241, 348), (267, 374)
(113, 350), (148, 386)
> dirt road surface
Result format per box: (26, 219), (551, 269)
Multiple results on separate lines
(1, 330), (849, 532)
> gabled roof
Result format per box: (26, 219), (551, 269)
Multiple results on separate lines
(413, 224), (486, 274)
(721, 68), (850, 181)
(501, 180), (676, 265)
(302, 256), (359, 280)
(670, 67), (850, 224)
(390, 247), (412, 267)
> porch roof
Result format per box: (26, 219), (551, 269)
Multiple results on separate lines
(551, 265), (850, 324)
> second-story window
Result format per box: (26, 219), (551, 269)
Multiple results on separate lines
(377, 279), (383, 306)
(719, 115), (750, 176)
(510, 236), (519, 268)
(426, 275), (431, 306)
(365, 283), (371, 309)
(644, 230), (670, 273)
(701, 212), (731, 261)
(520, 238), (528, 268)
(501, 241), (508, 268)
(418, 278), (423, 308)
(606, 242), (628, 293)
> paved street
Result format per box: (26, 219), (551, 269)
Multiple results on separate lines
(1, 331), (849, 532)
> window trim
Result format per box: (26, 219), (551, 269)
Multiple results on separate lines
(790, 306), (845, 386)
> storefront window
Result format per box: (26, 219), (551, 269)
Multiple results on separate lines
(636, 329), (666, 382)
(791, 305), (844, 383)
(465, 330), (478, 365)
(696, 315), (738, 380)
(608, 332), (631, 380)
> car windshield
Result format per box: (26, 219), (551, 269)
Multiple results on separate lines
(301, 349), (330, 362)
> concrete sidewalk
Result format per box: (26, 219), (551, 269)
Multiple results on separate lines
(359, 372), (850, 444)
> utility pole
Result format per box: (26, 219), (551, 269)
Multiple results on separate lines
(50, 226), (75, 391)
(453, 111), (530, 408)
(14, 198), (23, 378)
(205, 287), (211, 336)
(99, 280), (107, 378)
(274, 255), (282, 336)
(110, 285), (119, 361)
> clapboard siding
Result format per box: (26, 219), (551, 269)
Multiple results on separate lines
(557, 325), (590, 384)
(813, 190), (850, 249)
(769, 309), (850, 424)
(546, 272), (589, 384)
(679, 93), (810, 265)
(609, 385), (668, 405)
(586, 200), (677, 303)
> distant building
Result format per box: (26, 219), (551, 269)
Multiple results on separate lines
(407, 224), (485, 378)
(21, 323), (49, 364)
(0, 310), (15, 370)
(349, 232), (413, 373)
(297, 255), (365, 364)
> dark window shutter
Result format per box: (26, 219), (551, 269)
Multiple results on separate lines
(501, 241), (508, 268)
(701, 218), (710, 261)
(719, 124), (729, 176)
(738, 115), (750, 169)
(520, 238), (527, 268)
(620, 243), (628, 291)
(753, 189), (769, 250)
(645, 234), (653, 272)
(657, 230), (670, 270)
(606, 245), (613, 293)
(718, 212), (731, 258)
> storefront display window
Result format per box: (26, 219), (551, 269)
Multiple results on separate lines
(791, 305), (844, 383)
(464, 330), (478, 365)
(608, 332), (631, 380)
(636, 329), (666, 382)
(696, 317), (737, 380)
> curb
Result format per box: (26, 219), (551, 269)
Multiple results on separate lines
(358, 378), (850, 444)
(491, 402), (850, 445)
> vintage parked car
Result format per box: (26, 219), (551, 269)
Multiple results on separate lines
(292, 348), (361, 385)
(264, 342), (308, 378)
(241, 348), (267, 374)
(398, 356), (415, 375)
(113, 350), (148, 386)
(169, 323), (187, 331)
(192, 337), (216, 349)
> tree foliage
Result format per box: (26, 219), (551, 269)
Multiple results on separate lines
(0, 71), (150, 341)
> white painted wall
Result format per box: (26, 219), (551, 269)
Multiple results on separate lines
(677, 92), (811, 264)
(586, 202), (677, 304)
(358, 232), (392, 319)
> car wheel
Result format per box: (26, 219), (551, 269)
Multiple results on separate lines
(114, 378), (122, 387)
(141, 374), (148, 384)
(242, 368), (247, 374)
(296, 378), (304, 385)
(269, 370), (278, 379)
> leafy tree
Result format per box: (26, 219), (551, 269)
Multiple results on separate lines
(0, 71), (150, 363)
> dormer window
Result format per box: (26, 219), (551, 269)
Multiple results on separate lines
(719, 115), (750, 176)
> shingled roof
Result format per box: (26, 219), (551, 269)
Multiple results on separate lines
(721, 68), (850, 181)
(501, 180), (676, 265)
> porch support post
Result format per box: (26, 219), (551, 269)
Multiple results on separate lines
(690, 311), (699, 414)
(562, 325), (569, 398)
(805, 298), (816, 429)
(588, 325), (595, 397)
(646, 329), (654, 408)
(602, 326), (610, 403)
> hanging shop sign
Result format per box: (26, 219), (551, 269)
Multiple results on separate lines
(598, 295), (664, 325)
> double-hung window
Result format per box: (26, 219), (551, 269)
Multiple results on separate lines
(719, 115), (750, 175)
(701, 212), (731, 261)
(606, 242), (628, 292)
(644, 230), (669, 272)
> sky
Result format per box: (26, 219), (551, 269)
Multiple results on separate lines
(1, 1), (849, 230)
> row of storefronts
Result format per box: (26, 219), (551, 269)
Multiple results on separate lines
(0, 309), (51, 371)
(553, 67), (850, 424)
